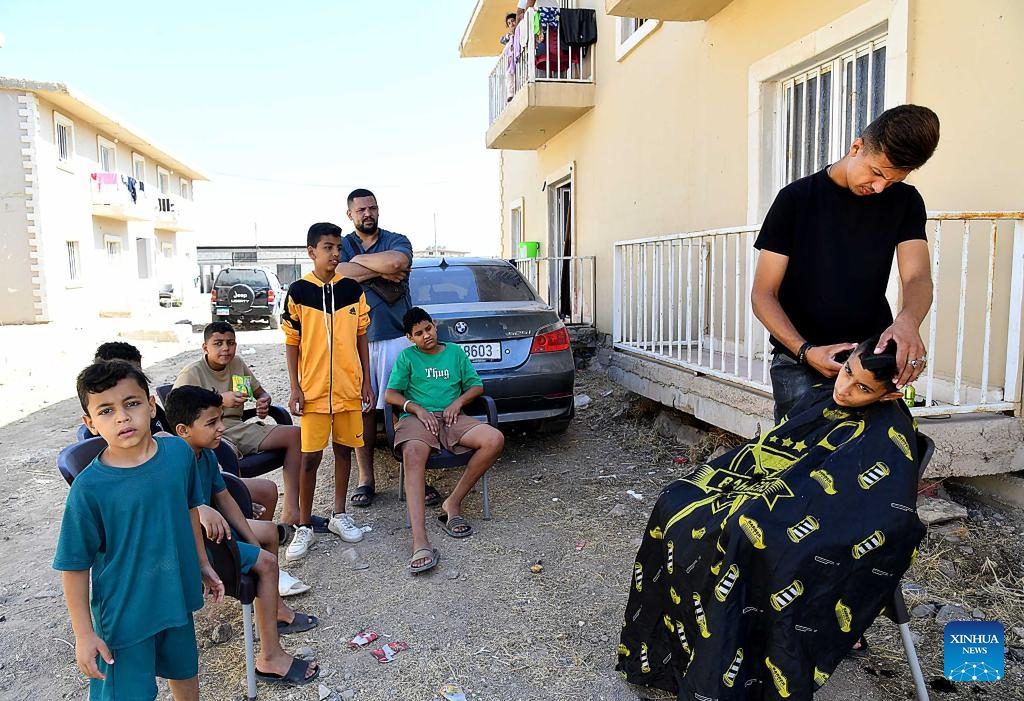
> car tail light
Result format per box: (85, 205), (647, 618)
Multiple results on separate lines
(267, 289), (275, 305)
(211, 289), (217, 302)
(530, 322), (570, 354)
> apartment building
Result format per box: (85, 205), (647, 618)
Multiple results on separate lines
(459, 0), (1024, 475)
(0, 77), (207, 324)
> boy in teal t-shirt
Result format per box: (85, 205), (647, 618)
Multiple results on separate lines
(54, 360), (223, 701)
(385, 307), (505, 574)
(164, 385), (319, 687)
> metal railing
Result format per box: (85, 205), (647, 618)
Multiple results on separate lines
(488, 5), (595, 126)
(515, 255), (596, 326)
(612, 213), (1024, 417)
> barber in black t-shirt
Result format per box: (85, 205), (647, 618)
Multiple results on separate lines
(752, 105), (941, 422)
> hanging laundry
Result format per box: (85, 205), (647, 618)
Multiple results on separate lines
(559, 8), (598, 49)
(538, 6), (559, 30)
(122, 175), (138, 203)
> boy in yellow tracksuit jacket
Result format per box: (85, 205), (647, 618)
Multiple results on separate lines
(282, 222), (373, 562)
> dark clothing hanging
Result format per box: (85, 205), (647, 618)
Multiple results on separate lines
(559, 8), (597, 48)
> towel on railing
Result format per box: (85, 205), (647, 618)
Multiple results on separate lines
(91, 172), (118, 190)
(559, 8), (597, 48)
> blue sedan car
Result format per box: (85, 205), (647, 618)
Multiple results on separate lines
(408, 257), (575, 432)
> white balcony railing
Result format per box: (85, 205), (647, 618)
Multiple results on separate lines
(488, 5), (595, 126)
(612, 213), (1024, 417)
(90, 171), (152, 214)
(514, 255), (596, 326)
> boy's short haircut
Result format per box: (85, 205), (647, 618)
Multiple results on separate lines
(165, 385), (223, 431)
(94, 341), (143, 365)
(860, 104), (940, 171)
(77, 360), (151, 414)
(402, 306), (432, 335)
(346, 188), (376, 208)
(307, 222), (342, 248)
(204, 321), (236, 341)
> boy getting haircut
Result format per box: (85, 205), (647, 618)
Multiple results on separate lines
(172, 320), (305, 528)
(279, 222), (374, 561)
(384, 307), (504, 574)
(57, 361), (224, 701)
(165, 386), (320, 686)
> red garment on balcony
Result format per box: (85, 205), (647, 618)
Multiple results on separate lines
(535, 26), (577, 74)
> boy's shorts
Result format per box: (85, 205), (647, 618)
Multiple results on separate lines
(91, 616), (197, 700)
(394, 412), (483, 455)
(301, 411), (364, 452)
(223, 418), (276, 456)
(206, 532), (259, 575)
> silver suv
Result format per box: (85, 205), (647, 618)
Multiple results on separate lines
(210, 267), (284, 328)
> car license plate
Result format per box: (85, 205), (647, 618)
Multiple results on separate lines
(460, 342), (500, 362)
(215, 307), (230, 316)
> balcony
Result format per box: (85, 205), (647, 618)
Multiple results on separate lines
(486, 7), (596, 150)
(90, 172), (153, 222)
(154, 193), (194, 232)
(605, 0), (733, 22)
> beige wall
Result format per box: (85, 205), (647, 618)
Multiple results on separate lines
(496, 0), (1023, 348)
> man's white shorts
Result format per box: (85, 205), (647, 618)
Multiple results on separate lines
(368, 336), (412, 409)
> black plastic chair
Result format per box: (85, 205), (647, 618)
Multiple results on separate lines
(56, 437), (259, 700)
(158, 383), (292, 478)
(384, 395), (499, 521)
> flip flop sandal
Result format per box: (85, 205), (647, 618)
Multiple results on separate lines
(277, 612), (319, 635)
(278, 571), (311, 598)
(409, 547), (440, 574)
(255, 657), (320, 686)
(438, 514), (474, 538)
(847, 635), (870, 659)
(350, 484), (376, 508)
(424, 484), (443, 507)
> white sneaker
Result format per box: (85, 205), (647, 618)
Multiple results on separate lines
(328, 512), (364, 543)
(285, 525), (315, 562)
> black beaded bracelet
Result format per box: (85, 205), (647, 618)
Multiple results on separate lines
(797, 342), (814, 365)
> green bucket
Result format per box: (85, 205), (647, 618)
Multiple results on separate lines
(519, 241), (540, 259)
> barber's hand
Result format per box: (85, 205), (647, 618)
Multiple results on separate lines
(804, 343), (857, 379)
(289, 388), (304, 416)
(414, 406), (439, 435)
(255, 394), (270, 419)
(878, 316), (927, 388)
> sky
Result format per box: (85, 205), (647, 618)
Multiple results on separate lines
(0, 1), (502, 253)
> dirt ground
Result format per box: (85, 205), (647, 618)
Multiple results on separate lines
(0, 329), (1021, 700)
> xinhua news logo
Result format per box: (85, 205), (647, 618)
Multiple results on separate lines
(944, 621), (1004, 682)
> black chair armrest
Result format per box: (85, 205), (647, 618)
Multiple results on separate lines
(384, 403), (400, 457)
(157, 383), (173, 405)
(214, 440), (242, 476)
(221, 472), (254, 519)
(464, 395), (498, 427)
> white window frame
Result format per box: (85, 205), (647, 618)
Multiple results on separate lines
(132, 153), (146, 184)
(747, 0), (909, 223)
(54, 112), (75, 170)
(157, 166), (171, 194)
(179, 178), (191, 200)
(509, 197), (525, 257)
(66, 240), (83, 287)
(615, 17), (660, 62)
(162, 242), (174, 258)
(97, 136), (116, 173)
(104, 235), (123, 264)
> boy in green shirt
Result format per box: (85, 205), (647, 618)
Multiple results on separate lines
(385, 307), (505, 574)
(54, 361), (224, 701)
(164, 386), (319, 686)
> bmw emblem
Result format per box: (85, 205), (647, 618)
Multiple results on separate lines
(454, 321), (468, 335)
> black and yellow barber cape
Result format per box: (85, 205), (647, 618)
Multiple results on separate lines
(617, 386), (925, 700)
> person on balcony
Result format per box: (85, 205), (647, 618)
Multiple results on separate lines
(751, 104), (940, 422)
(617, 337), (925, 700)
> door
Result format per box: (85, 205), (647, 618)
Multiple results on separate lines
(547, 178), (572, 319)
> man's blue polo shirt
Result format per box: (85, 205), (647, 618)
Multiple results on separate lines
(341, 229), (413, 343)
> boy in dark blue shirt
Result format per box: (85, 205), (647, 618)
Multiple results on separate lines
(54, 361), (224, 701)
(165, 385), (319, 686)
